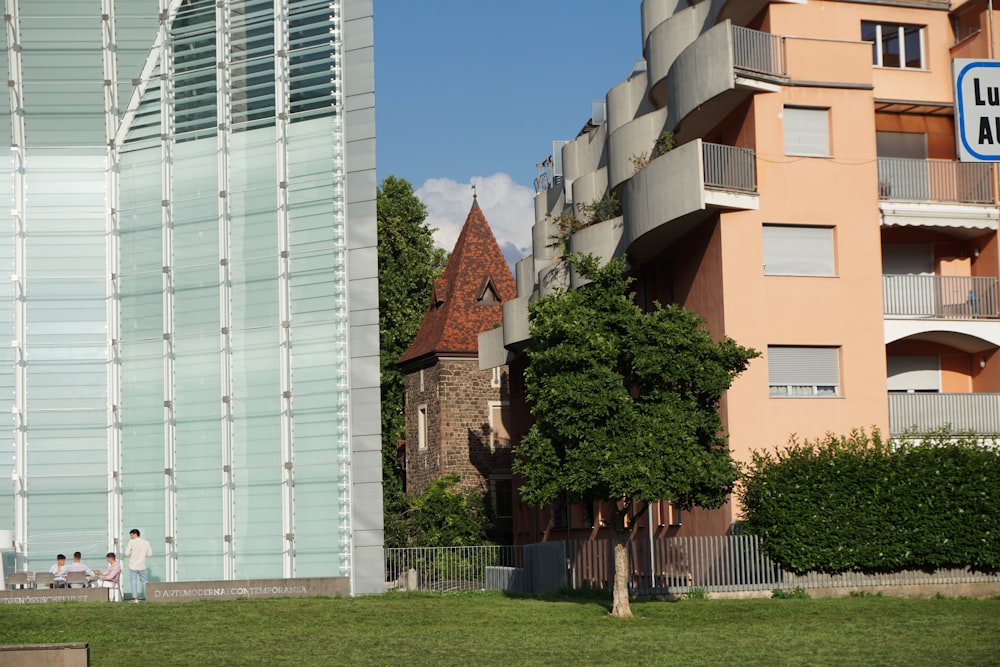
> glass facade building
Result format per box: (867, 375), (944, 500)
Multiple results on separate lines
(0, 0), (383, 595)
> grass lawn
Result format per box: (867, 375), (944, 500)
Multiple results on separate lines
(1, 590), (998, 666)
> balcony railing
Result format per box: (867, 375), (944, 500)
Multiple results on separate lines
(703, 142), (756, 193)
(883, 274), (999, 319)
(889, 392), (1000, 435)
(877, 157), (994, 204)
(732, 26), (786, 77)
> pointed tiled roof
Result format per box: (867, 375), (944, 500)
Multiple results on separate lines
(396, 198), (517, 367)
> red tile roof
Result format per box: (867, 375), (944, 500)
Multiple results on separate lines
(396, 199), (517, 367)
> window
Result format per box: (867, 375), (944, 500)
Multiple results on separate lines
(783, 107), (829, 156)
(862, 21), (925, 69)
(887, 355), (940, 393)
(489, 401), (512, 449)
(763, 225), (835, 276)
(491, 477), (513, 519)
(768, 346), (840, 397)
(417, 404), (428, 450)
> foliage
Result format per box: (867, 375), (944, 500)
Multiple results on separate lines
(772, 587), (811, 599)
(579, 192), (622, 224)
(377, 175), (448, 488)
(515, 253), (759, 616)
(739, 428), (1000, 574)
(384, 474), (494, 548)
(653, 129), (676, 157)
(684, 587), (709, 600)
(1, 594), (998, 666)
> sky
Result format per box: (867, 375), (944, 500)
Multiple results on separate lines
(373, 2), (642, 267)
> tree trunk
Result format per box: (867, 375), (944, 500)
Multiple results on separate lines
(610, 506), (633, 618)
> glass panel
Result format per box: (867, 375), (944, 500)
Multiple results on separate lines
(881, 24), (901, 68)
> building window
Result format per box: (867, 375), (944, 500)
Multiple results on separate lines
(763, 225), (835, 276)
(862, 21), (925, 69)
(417, 404), (428, 450)
(887, 355), (940, 393)
(491, 366), (502, 389)
(489, 401), (511, 449)
(783, 107), (829, 157)
(491, 476), (513, 519)
(768, 346), (840, 397)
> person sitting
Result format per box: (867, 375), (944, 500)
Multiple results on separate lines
(92, 552), (121, 598)
(63, 551), (95, 587)
(49, 554), (68, 588)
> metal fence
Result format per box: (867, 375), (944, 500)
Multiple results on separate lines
(732, 26), (786, 77)
(703, 143), (756, 193)
(883, 274), (999, 319)
(385, 545), (523, 592)
(877, 157), (994, 204)
(386, 536), (1000, 595)
(889, 392), (1000, 436)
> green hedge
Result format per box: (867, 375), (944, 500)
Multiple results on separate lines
(738, 429), (1000, 574)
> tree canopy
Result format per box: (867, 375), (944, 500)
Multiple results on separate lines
(376, 175), (447, 488)
(514, 254), (758, 616)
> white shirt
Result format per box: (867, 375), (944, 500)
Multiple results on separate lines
(125, 536), (152, 571)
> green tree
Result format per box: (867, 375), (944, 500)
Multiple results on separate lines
(514, 254), (758, 617)
(377, 175), (447, 494)
(383, 474), (493, 548)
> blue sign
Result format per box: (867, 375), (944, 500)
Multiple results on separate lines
(955, 59), (1000, 162)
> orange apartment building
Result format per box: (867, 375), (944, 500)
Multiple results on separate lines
(478, 0), (1000, 544)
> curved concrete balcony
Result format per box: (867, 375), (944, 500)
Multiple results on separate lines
(656, 22), (785, 144)
(608, 108), (668, 191)
(562, 124), (607, 184)
(607, 70), (651, 134)
(718, 0), (807, 28)
(623, 139), (758, 262)
(501, 295), (532, 351)
(478, 326), (511, 370)
(568, 216), (625, 286)
(646, 2), (713, 110)
(571, 167), (609, 216)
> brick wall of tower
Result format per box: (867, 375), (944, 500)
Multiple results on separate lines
(403, 357), (511, 496)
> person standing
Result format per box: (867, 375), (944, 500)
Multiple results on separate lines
(124, 529), (152, 603)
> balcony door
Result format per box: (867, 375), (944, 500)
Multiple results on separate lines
(882, 243), (935, 316)
(887, 355), (940, 392)
(877, 131), (929, 200)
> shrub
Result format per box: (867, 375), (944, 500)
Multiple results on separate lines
(740, 429), (1000, 573)
(772, 587), (810, 599)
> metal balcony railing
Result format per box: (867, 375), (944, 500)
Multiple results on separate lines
(732, 26), (786, 77)
(877, 157), (995, 204)
(889, 392), (1000, 435)
(703, 142), (756, 193)
(883, 274), (999, 319)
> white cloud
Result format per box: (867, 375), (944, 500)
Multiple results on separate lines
(416, 173), (534, 269)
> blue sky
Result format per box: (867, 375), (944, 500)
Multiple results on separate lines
(373, 1), (641, 264)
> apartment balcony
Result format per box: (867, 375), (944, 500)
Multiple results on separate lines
(883, 274), (999, 320)
(878, 158), (999, 236)
(654, 22), (785, 143)
(889, 392), (1000, 436)
(884, 274), (1000, 355)
(623, 139), (757, 262)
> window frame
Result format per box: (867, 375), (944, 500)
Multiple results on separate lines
(763, 224), (836, 277)
(862, 21), (926, 70)
(417, 403), (428, 450)
(768, 346), (841, 398)
(783, 106), (831, 157)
